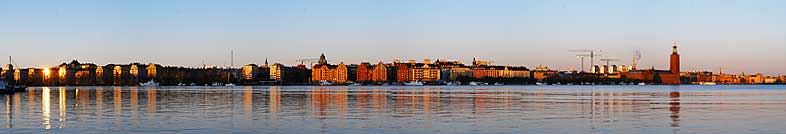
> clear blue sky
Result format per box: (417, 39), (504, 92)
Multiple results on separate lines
(1, 0), (784, 75)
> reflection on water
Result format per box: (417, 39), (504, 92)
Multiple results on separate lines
(1, 86), (786, 133)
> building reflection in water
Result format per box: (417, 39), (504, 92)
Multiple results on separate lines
(76, 88), (91, 112)
(114, 87), (122, 115)
(309, 87), (348, 117)
(130, 87), (139, 127)
(670, 91), (681, 129)
(241, 86), (253, 120)
(28, 89), (36, 118)
(371, 88), (387, 113)
(4, 95), (9, 128)
(96, 87), (104, 118)
(146, 87), (157, 116)
(269, 86), (280, 114)
(58, 87), (66, 129)
(41, 87), (51, 130)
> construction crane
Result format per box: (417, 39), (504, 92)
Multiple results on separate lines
(296, 59), (320, 67)
(576, 54), (602, 73)
(569, 50), (602, 72)
(600, 58), (620, 74)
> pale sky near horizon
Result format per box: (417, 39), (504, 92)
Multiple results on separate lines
(1, 0), (785, 75)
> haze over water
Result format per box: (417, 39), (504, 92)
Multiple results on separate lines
(2, 86), (786, 134)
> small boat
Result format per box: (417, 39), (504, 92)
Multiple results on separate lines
(177, 83), (186, 86)
(190, 83), (198, 86)
(211, 82), (223, 86)
(318, 80), (333, 86)
(140, 80), (160, 86)
(494, 83), (505, 86)
(699, 82), (717, 85)
(637, 83), (647, 86)
(446, 82), (461, 86)
(535, 82), (545, 86)
(0, 81), (26, 93)
(403, 81), (424, 86)
(349, 83), (362, 86)
(469, 82), (487, 86)
(225, 83), (236, 86)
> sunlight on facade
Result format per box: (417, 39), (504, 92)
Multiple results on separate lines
(43, 68), (51, 79)
(147, 64), (157, 78)
(58, 66), (66, 79)
(130, 65), (139, 77)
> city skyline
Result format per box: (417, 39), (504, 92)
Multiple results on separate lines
(2, 0), (785, 75)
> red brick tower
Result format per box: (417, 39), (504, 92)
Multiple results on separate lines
(670, 43), (681, 85)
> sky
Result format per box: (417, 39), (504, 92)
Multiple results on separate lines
(1, 0), (784, 75)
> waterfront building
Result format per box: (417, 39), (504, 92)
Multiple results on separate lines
(532, 66), (556, 80)
(622, 44), (681, 85)
(371, 62), (387, 82)
(270, 63), (283, 81)
(472, 66), (504, 78)
(147, 64), (160, 79)
(683, 71), (713, 84)
(412, 63), (440, 82)
(242, 64), (259, 81)
(448, 67), (472, 81)
(282, 64), (311, 85)
(395, 60), (442, 82)
(356, 63), (372, 82)
(396, 63), (412, 82)
(311, 54), (348, 84)
(746, 73), (766, 84)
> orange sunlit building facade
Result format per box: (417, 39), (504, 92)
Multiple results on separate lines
(311, 54), (348, 84)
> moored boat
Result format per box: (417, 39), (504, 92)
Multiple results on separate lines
(403, 81), (424, 86)
(0, 81), (26, 93)
(140, 80), (160, 86)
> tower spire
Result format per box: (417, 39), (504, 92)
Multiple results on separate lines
(318, 53), (328, 65)
(672, 41), (679, 54)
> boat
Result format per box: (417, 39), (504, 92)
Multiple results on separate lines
(0, 81), (26, 93)
(494, 83), (505, 86)
(446, 82), (461, 86)
(211, 82), (223, 86)
(139, 80), (160, 86)
(469, 82), (487, 86)
(318, 80), (333, 86)
(225, 83), (236, 86)
(177, 83), (186, 86)
(699, 82), (717, 85)
(637, 82), (648, 86)
(535, 82), (545, 86)
(403, 81), (424, 86)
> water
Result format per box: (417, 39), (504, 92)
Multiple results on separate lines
(1, 85), (786, 134)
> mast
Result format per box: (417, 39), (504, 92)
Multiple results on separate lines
(230, 50), (234, 68)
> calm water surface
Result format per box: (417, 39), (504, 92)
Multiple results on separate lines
(2, 85), (786, 134)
